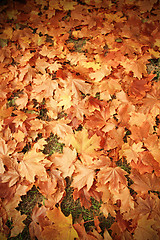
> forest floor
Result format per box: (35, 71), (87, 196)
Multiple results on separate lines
(0, 0), (160, 239)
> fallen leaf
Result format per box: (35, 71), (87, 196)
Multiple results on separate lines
(71, 128), (100, 164)
(18, 149), (47, 182)
(51, 147), (77, 178)
(71, 161), (95, 191)
(42, 207), (78, 240)
(134, 214), (159, 240)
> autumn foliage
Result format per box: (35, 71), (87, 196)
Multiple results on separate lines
(0, 0), (160, 239)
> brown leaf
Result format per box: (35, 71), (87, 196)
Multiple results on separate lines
(134, 214), (159, 240)
(130, 169), (160, 194)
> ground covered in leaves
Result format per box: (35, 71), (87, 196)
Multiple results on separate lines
(0, 0), (160, 239)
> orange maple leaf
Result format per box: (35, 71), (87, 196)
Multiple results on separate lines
(112, 187), (134, 213)
(15, 92), (28, 110)
(35, 57), (50, 74)
(97, 166), (127, 192)
(120, 142), (144, 164)
(37, 168), (65, 207)
(85, 108), (110, 129)
(51, 147), (77, 178)
(67, 72), (91, 99)
(9, 210), (27, 237)
(121, 57), (148, 79)
(18, 149), (47, 182)
(71, 161), (95, 191)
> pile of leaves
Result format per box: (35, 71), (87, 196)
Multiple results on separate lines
(0, 0), (160, 239)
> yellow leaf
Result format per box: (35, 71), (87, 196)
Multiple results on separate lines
(42, 207), (79, 240)
(71, 128), (100, 164)
(80, 61), (101, 70)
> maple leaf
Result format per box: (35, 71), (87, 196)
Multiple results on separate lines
(51, 147), (77, 178)
(0, 137), (16, 173)
(0, 104), (13, 120)
(62, 1), (77, 11)
(121, 57), (147, 79)
(48, 62), (62, 73)
(112, 187), (134, 213)
(116, 102), (135, 127)
(42, 207), (79, 240)
(89, 66), (111, 82)
(12, 130), (25, 142)
(18, 149), (47, 182)
(71, 128), (101, 164)
(19, 50), (35, 66)
(130, 169), (160, 194)
(99, 78), (122, 101)
(71, 161), (95, 191)
(73, 185), (101, 208)
(29, 204), (50, 240)
(35, 57), (49, 74)
(4, 184), (30, 216)
(120, 142), (145, 164)
(45, 98), (59, 119)
(66, 99), (88, 122)
(15, 92), (28, 110)
(133, 214), (159, 240)
(66, 52), (87, 66)
(129, 112), (148, 127)
(96, 185), (116, 217)
(135, 193), (160, 220)
(137, 0), (158, 12)
(37, 168), (65, 207)
(104, 127), (125, 150)
(31, 73), (58, 102)
(0, 169), (20, 187)
(0, 26), (13, 40)
(10, 210), (27, 237)
(67, 72), (91, 99)
(97, 166), (127, 193)
(85, 108), (110, 129)
(144, 135), (160, 164)
(140, 81), (160, 115)
(130, 121), (151, 142)
(45, 120), (73, 145)
(55, 88), (73, 110)
(74, 223), (109, 240)
(128, 78), (151, 100)
(39, 45), (53, 57)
